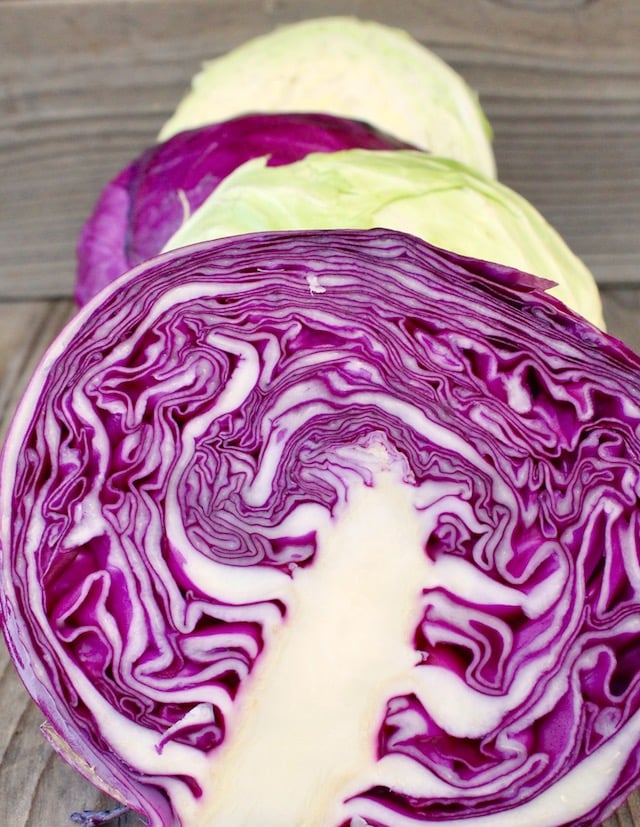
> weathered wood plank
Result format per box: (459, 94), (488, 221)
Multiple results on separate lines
(0, 0), (638, 297)
(601, 286), (640, 353)
(0, 686), (115, 827)
(0, 300), (75, 441)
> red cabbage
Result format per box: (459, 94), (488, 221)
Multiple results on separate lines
(75, 113), (412, 306)
(3, 228), (640, 827)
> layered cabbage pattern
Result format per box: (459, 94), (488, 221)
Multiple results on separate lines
(2, 229), (640, 827)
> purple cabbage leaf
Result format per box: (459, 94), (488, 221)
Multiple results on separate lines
(75, 112), (412, 306)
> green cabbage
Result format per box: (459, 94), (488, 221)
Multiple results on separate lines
(163, 149), (604, 329)
(159, 17), (496, 178)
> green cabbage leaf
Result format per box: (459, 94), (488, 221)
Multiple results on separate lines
(163, 149), (604, 328)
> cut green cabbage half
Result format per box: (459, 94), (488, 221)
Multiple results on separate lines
(163, 149), (604, 329)
(159, 16), (496, 179)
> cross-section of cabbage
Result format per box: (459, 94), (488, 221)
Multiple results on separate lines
(2, 229), (640, 827)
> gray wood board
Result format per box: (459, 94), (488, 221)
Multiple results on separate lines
(0, 0), (639, 296)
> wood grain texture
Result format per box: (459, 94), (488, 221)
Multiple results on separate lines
(0, 0), (639, 297)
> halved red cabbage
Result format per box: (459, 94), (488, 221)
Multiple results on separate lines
(75, 112), (412, 306)
(3, 228), (640, 827)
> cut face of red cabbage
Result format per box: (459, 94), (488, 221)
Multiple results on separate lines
(2, 228), (640, 827)
(75, 112), (412, 306)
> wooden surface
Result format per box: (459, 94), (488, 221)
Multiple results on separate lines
(0, 2), (639, 826)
